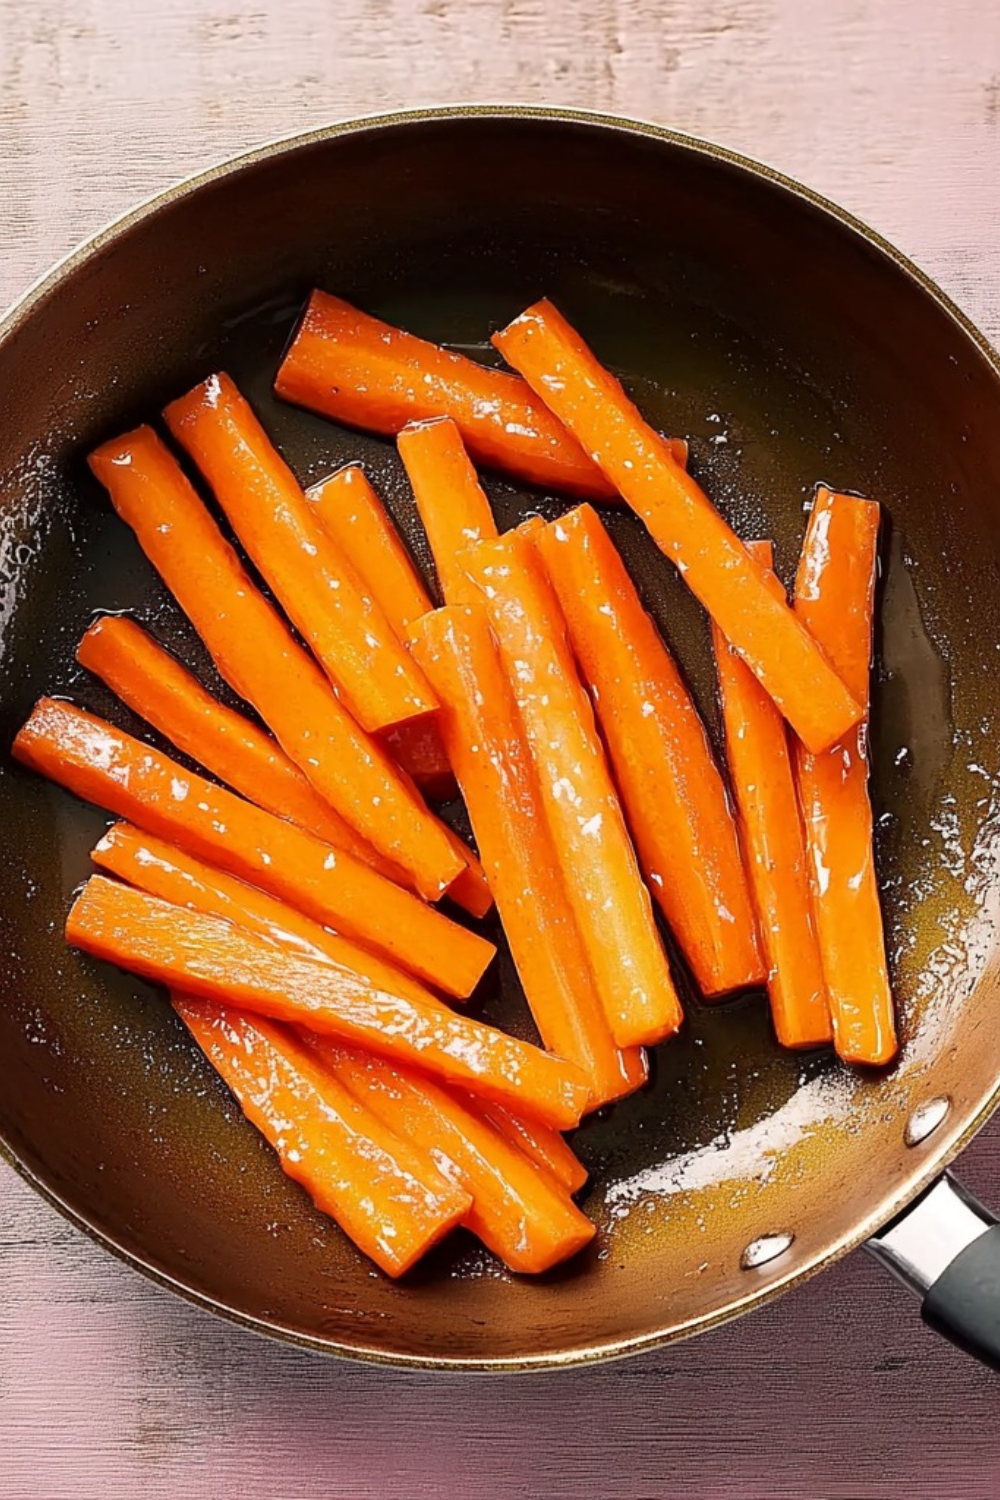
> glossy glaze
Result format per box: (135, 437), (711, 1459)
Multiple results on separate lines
(483, 1104), (589, 1196)
(67, 876), (589, 1129)
(278, 290), (614, 500)
(713, 541), (830, 1048)
(89, 424), (460, 897)
(793, 491), (896, 1065)
(465, 529), (682, 1049)
(14, 698), (492, 997)
(78, 614), (394, 872)
(308, 466), (434, 636)
(312, 1041), (595, 1273)
(305, 467), (459, 808)
(92, 822), (444, 1012)
(495, 299), (864, 755)
(538, 503), (763, 997)
(174, 1000), (470, 1277)
(397, 417), (500, 606)
(413, 605), (646, 1108)
(165, 373), (437, 733)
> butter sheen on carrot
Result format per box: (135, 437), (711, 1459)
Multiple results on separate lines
(493, 299), (863, 755)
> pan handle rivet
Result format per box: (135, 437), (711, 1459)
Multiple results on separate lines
(904, 1096), (951, 1147)
(741, 1232), (794, 1270)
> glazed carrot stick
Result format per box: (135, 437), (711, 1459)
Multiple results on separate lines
(75, 614), (490, 914)
(536, 504), (763, 997)
(278, 294), (689, 502)
(711, 542), (831, 1048)
(793, 490), (896, 1066)
(305, 465), (457, 803)
(275, 290), (617, 500)
(461, 533), (683, 1049)
(306, 465), (434, 637)
(164, 373), (437, 734)
(77, 614), (410, 884)
(302, 462), (489, 908)
(88, 425), (462, 900)
(307, 1042), (595, 1273)
(68, 878), (587, 1129)
(493, 301), (863, 755)
(93, 822), (452, 1011)
(173, 998), (470, 1276)
(411, 605), (647, 1106)
(16, 700), (492, 998)
(397, 417), (499, 605)
(303, 465), (489, 912)
(482, 1104), (589, 1195)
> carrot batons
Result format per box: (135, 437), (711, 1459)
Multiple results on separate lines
(305, 465), (457, 804)
(77, 614), (407, 883)
(493, 300), (863, 755)
(174, 998), (469, 1277)
(80, 611), (489, 915)
(88, 425), (461, 900)
(275, 289), (617, 500)
(483, 1104), (589, 1195)
(93, 822), (451, 1013)
(793, 490), (896, 1066)
(462, 531), (682, 1049)
(101, 826), (583, 1270)
(307, 465), (435, 637)
(537, 504), (763, 997)
(67, 877), (587, 1129)
(15, 699), (492, 999)
(712, 542), (831, 1048)
(310, 1043), (595, 1273)
(397, 416), (499, 605)
(164, 373), (436, 734)
(411, 605), (647, 1108)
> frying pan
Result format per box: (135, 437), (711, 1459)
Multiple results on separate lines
(3, 106), (1000, 1372)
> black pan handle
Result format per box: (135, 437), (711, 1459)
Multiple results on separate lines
(867, 1172), (1000, 1369)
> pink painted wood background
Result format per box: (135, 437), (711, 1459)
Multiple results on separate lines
(4, 1), (1000, 1495)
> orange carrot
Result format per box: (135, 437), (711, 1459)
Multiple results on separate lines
(493, 301), (863, 755)
(68, 877), (587, 1129)
(77, 614), (410, 884)
(307, 1041), (595, 1273)
(437, 833), (493, 919)
(301, 462), (489, 911)
(306, 465), (434, 637)
(793, 490), (896, 1066)
(411, 605), (647, 1106)
(461, 533), (683, 1049)
(482, 1104), (588, 1195)
(88, 425), (462, 900)
(712, 542), (831, 1048)
(92, 822), (453, 1011)
(173, 998), (469, 1276)
(536, 504), (764, 997)
(303, 465), (489, 913)
(379, 719), (456, 803)
(275, 289), (617, 499)
(164, 373), (436, 734)
(304, 465), (457, 803)
(16, 699), (492, 998)
(397, 417), (499, 605)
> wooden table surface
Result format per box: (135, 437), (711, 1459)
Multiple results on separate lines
(4, 1), (1000, 1495)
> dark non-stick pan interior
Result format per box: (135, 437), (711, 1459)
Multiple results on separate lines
(3, 110), (1000, 1367)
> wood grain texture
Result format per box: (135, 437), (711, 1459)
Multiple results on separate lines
(3, 0), (1000, 1495)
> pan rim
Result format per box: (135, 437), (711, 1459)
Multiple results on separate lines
(3, 102), (999, 1371)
